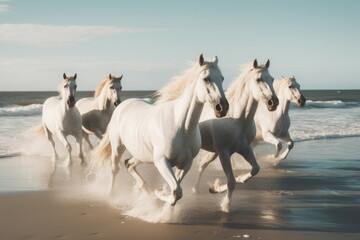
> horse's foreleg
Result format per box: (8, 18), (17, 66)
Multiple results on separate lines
(57, 132), (72, 167)
(235, 146), (259, 183)
(154, 157), (182, 206)
(175, 158), (193, 184)
(192, 152), (218, 193)
(263, 131), (282, 158)
(125, 157), (147, 191)
(209, 151), (235, 213)
(278, 133), (293, 161)
(74, 132), (86, 166)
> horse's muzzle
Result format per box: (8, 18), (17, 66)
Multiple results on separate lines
(214, 99), (229, 118)
(114, 99), (121, 107)
(267, 96), (279, 111)
(297, 94), (306, 107)
(67, 96), (75, 108)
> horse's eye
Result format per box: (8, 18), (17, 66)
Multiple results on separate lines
(75, 85), (77, 89)
(288, 86), (292, 89)
(204, 77), (209, 82)
(110, 86), (114, 89)
(256, 78), (261, 82)
(221, 76), (224, 82)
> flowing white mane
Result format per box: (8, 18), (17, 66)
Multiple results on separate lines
(225, 62), (269, 116)
(57, 78), (76, 98)
(94, 75), (112, 98)
(155, 59), (220, 104)
(273, 77), (295, 93)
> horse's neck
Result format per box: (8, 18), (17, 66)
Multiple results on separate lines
(276, 87), (290, 117)
(174, 82), (203, 133)
(59, 96), (70, 113)
(95, 90), (114, 112)
(229, 86), (258, 125)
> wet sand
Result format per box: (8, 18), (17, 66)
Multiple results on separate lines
(0, 137), (359, 240)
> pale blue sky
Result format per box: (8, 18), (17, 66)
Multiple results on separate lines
(0, 0), (359, 91)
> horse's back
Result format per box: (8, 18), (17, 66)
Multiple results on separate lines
(75, 97), (94, 114)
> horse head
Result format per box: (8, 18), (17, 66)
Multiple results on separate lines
(283, 76), (306, 107)
(195, 54), (229, 117)
(62, 73), (77, 108)
(249, 59), (278, 111)
(108, 74), (123, 107)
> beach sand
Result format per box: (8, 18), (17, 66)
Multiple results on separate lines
(0, 137), (359, 240)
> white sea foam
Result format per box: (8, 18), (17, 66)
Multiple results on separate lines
(0, 104), (43, 116)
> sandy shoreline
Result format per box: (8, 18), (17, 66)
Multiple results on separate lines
(1, 191), (359, 240)
(0, 137), (359, 240)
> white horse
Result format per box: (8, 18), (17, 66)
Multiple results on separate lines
(41, 73), (85, 167)
(76, 74), (123, 147)
(91, 55), (229, 206)
(253, 76), (306, 161)
(193, 59), (278, 212)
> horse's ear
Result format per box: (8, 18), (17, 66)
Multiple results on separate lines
(214, 56), (218, 65)
(74, 73), (77, 80)
(109, 74), (112, 79)
(199, 54), (204, 66)
(119, 74), (123, 80)
(63, 73), (67, 79)
(265, 59), (270, 69)
(253, 59), (258, 68)
(282, 75), (285, 79)
(292, 75), (295, 79)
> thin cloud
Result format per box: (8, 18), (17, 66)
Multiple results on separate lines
(0, 24), (161, 46)
(0, 4), (10, 12)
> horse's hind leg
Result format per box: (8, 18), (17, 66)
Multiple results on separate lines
(57, 131), (72, 167)
(125, 157), (147, 191)
(154, 157), (182, 206)
(44, 126), (58, 180)
(235, 145), (259, 183)
(44, 126), (58, 162)
(192, 152), (218, 193)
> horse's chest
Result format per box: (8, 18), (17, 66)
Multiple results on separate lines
(167, 134), (201, 169)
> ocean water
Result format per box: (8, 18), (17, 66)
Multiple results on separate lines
(0, 90), (359, 232)
(1, 90), (359, 156)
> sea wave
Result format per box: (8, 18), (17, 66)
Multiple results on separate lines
(294, 133), (360, 142)
(0, 104), (43, 116)
(295, 100), (354, 109)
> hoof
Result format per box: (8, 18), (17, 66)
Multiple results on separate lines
(209, 186), (217, 194)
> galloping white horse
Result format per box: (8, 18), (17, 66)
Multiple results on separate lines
(41, 73), (85, 166)
(76, 74), (123, 147)
(253, 76), (306, 161)
(193, 60), (278, 212)
(91, 55), (229, 206)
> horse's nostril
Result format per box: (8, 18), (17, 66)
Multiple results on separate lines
(268, 99), (273, 106)
(216, 104), (223, 112)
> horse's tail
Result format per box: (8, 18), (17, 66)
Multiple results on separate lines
(90, 130), (112, 165)
(34, 124), (46, 136)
